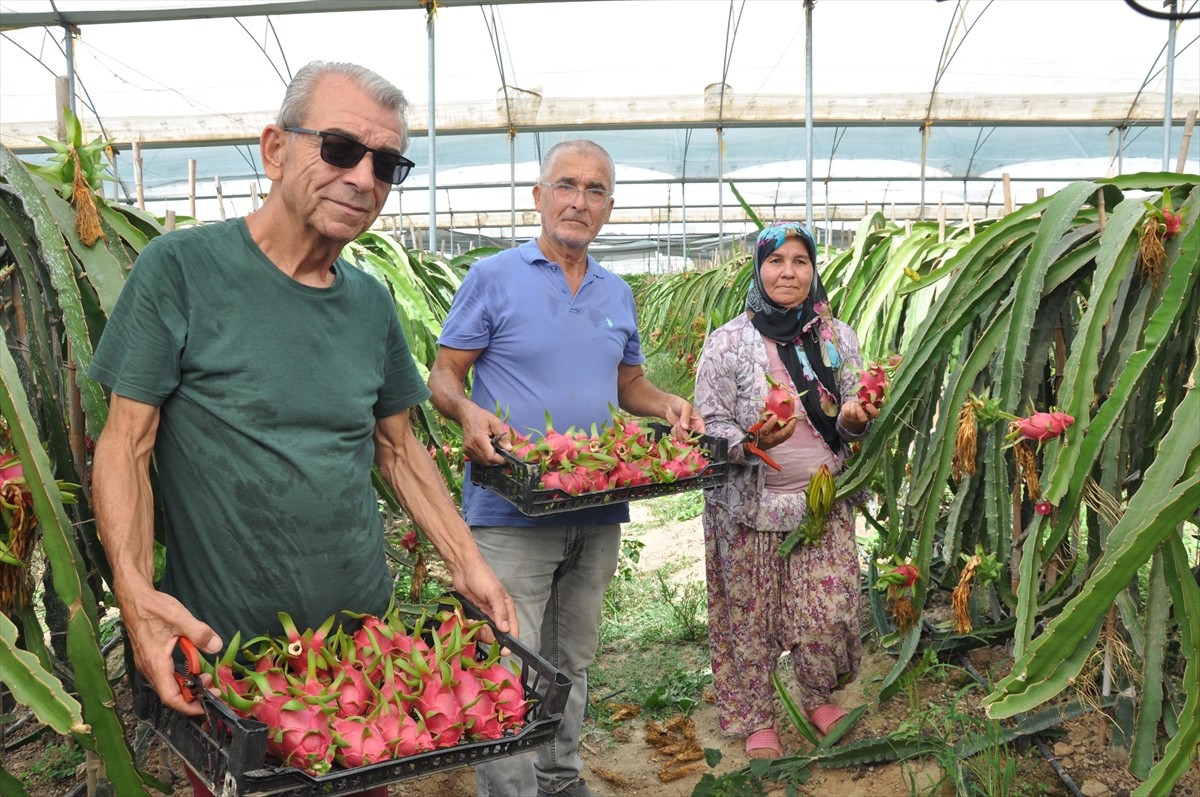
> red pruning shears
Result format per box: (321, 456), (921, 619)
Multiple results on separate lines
(737, 421), (783, 471)
(173, 636), (202, 704)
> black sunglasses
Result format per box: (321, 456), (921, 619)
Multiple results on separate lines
(284, 127), (415, 185)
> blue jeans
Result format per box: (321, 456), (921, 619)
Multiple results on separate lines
(473, 524), (621, 797)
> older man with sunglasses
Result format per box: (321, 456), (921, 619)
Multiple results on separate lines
(89, 61), (515, 797)
(430, 140), (704, 797)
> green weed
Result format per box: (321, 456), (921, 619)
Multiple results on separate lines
(30, 739), (84, 781)
(655, 570), (708, 643)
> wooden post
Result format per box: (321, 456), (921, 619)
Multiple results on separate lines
(132, 141), (145, 211)
(1002, 173), (1013, 214)
(55, 77), (70, 140)
(250, 181), (260, 212)
(937, 194), (946, 243)
(187, 159), (197, 219)
(1036, 187), (1045, 200)
(215, 175), (226, 221)
(164, 210), (176, 232)
(1176, 109), (1197, 173)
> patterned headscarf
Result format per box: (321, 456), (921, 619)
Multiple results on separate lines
(746, 222), (845, 454)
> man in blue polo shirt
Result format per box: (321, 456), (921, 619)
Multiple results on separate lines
(429, 139), (703, 797)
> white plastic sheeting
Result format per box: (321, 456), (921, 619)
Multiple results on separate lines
(1, 0), (1196, 261)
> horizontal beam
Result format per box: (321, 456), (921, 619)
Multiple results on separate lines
(0, 0), (558, 30)
(1, 92), (1179, 151)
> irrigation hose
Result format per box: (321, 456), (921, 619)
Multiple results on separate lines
(955, 653), (1086, 797)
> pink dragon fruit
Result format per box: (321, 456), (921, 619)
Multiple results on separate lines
(856, 363), (890, 409)
(1008, 411), (1075, 443)
(254, 692), (337, 776)
(415, 675), (466, 747)
(392, 710), (436, 757)
(764, 373), (799, 421)
(327, 659), (374, 719)
(330, 715), (391, 768)
(276, 611), (336, 676)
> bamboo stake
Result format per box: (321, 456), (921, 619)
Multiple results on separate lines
(164, 210), (176, 232)
(1100, 604), (1118, 747)
(251, 181), (260, 212)
(132, 141), (145, 211)
(9, 276), (30, 374)
(937, 194), (946, 242)
(1176, 109), (1196, 173)
(85, 749), (100, 796)
(1010, 482), (1023, 597)
(1036, 187), (1045, 200)
(187, 159), (197, 219)
(1002, 173), (1013, 214)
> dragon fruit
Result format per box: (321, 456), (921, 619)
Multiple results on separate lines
(452, 666), (503, 741)
(856, 363), (889, 409)
(253, 692), (337, 776)
(416, 676), (466, 747)
(391, 710), (436, 758)
(1008, 411), (1075, 443)
(204, 597), (536, 774)
(764, 373), (798, 421)
(331, 715), (391, 768)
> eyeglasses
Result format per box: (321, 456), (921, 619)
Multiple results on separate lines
(540, 182), (611, 208)
(284, 127), (415, 185)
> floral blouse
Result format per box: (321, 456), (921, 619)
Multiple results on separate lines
(694, 312), (867, 529)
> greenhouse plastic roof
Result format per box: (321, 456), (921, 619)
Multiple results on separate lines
(1, 0), (1197, 261)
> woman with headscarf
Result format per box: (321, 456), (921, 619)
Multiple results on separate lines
(694, 221), (877, 759)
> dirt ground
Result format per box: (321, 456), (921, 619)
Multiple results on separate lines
(6, 504), (1200, 797)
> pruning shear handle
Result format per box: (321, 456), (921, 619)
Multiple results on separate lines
(173, 636), (202, 704)
(736, 421), (783, 471)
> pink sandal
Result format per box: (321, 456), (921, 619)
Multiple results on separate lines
(744, 727), (782, 759)
(808, 704), (850, 736)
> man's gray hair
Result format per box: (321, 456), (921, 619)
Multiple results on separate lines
(539, 140), (615, 186)
(277, 61), (410, 152)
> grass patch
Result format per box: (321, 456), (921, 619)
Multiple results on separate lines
(588, 495), (712, 730)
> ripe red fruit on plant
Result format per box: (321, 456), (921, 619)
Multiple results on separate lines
(1164, 211), (1182, 238)
(1010, 411), (1074, 443)
(894, 564), (920, 588)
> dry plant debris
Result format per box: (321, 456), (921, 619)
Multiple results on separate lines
(591, 766), (633, 790)
(644, 715), (707, 783)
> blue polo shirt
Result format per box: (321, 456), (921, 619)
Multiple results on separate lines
(439, 239), (644, 527)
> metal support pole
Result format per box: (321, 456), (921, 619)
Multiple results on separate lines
(805, 0), (814, 235)
(426, 3), (438, 252)
(717, 127), (724, 246)
(1162, 0), (1177, 171)
(509, 132), (517, 245)
(63, 25), (78, 116)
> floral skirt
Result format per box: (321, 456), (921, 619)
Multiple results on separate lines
(703, 498), (861, 736)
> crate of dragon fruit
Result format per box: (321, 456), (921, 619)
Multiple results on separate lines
(133, 594), (571, 796)
(471, 419), (728, 516)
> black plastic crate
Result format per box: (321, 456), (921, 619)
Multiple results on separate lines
(134, 598), (571, 797)
(471, 423), (728, 516)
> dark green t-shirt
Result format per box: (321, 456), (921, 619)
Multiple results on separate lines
(89, 218), (430, 645)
